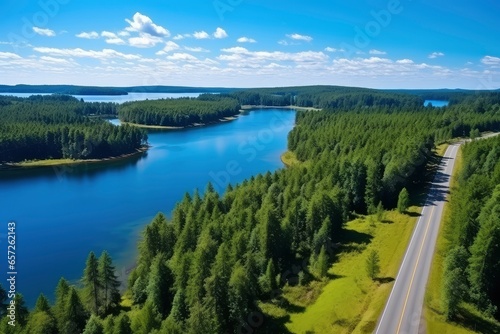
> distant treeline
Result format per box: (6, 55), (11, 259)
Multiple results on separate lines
(118, 95), (241, 127)
(441, 135), (500, 320)
(0, 95), (147, 163)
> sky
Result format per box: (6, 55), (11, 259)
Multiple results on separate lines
(1, 0), (499, 89)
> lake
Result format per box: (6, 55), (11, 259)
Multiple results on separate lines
(0, 108), (296, 306)
(424, 99), (449, 107)
(0, 92), (201, 103)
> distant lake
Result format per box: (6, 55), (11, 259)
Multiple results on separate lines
(0, 92), (201, 103)
(0, 108), (296, 306)
(424, 100), (449, 107)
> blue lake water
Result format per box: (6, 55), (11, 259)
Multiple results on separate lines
(0, 92), (201, 103)
(424, 99), (449, 107)
(0, 108), (296, 306)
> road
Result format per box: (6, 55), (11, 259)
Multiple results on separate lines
(374, 143), (460, 334)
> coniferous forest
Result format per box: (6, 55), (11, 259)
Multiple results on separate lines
(1, 88), (500, 333)
(0, 95), (147, 164)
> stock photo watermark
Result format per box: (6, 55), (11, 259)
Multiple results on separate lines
(4, 221), (17, 327)
(209, 110), (293, 191)
(7, 0), (70, 52)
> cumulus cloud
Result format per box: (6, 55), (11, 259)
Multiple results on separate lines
(33, 47), (142, 60)
(125, 12), (170, 37)
(213, 27), (228, 39)
(237, 37), (256, 43)
(324, 47), (345, 52)
(100, 31), (125, 45)
(184, 46), (210, 53)
(287, 33), (313, 42)
(128, 34), (163, 48)
(33, 27), (56, 37)
(428, 52), (444, 59)
(76, 31), (99, 39)
(396, 59), (414, 64)
(156, 41), (180, 55)
(219, 47), (328, 64)
(369, 49), (387, 55)
(0, 52), (21, 59)
(481, 56), (500, 66)
(166, 53), (198, 61)
(193, 31), (210, 39)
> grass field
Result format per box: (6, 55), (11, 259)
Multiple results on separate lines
(258, 144), (465, 333)
(424, 146), (500, 334)
(259, 208), (419, 334)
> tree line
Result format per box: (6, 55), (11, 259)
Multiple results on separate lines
(0, 95), (147, 163)
(118, 96), (240, 127)
(441, 135), (500, 320)
(1, 90), (499, 333)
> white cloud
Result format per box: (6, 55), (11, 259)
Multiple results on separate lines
(118, 31), (130, 37)
(128, 34), (163, 48)
(100, 31), (125, 45)
(481, 56), (500, 65)
(287, 33), (313, 42)
(101, 31), (117, 39)
(173, 34), (189, 40)
(0, 52), (21, 59)
(33, 47), (142, 60)
(369, 49), (387, 55)
(33, 27), (56, 37)
(219, 47), (328, 64)
(125, 12), (169, 37)
(166, 53), (198, 61)
(39, 56), (73, 64)
(213, 27), (228, 39)
(396, 59), (414, 64)
(194, 31), (210, 39)
(76, 31), (99, 39)
(237, 37), (256, 43)
(324, 47), (345, 52)
(184, 46), (210, 53)
(156, 41), (180, 55)
(428, 52), (444, 59)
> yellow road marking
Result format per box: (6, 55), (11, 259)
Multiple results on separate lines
(396, 205), (435, 333)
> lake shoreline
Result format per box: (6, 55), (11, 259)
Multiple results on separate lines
(121, 115), (240, 130)
(0, 146), (149, 170)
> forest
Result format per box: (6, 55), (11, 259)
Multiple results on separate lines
(118, 95), (241, 127)
(0, 95), (147, 164)
(1, 89), (499, 334)
(441, 135), (500, 320)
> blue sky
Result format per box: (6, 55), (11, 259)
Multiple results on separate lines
(1, 0), (499, 89)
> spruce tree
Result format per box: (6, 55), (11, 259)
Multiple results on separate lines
(98, 251), (120, 315)
(83, 251), (102, 315)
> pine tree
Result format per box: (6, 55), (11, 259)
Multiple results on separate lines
(113, 313), (132, 334)
(54, 278), (70, 333)
(82, 251), (102, 315)
(34, 294), (52, 314)
(83, 315), (104, 334)
(366, 250), (381, 280)
(170, 288), (189, 322)
(397, 188), (410, 213)
(98, 251), (120, 315)
(146, 253), (174, 317)
(0, 283), (7, 317)
(316, 245), (329, 278)
(63, 287), (87, 334)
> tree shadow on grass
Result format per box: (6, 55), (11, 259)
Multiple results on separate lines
(338, 229), (373, 245)
(257, 313), (293, 334)
(374, 277), (395, 284)
(452, 307), (500, 334)
(380, 219), (394, 224)
(405, 211), (422, 217)
(277, 297), (306, 314)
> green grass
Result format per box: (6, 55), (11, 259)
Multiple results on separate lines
(258, 143), (463, 334)
(260, 209), (419, 334)
(424, 147), (500, 334)
(281, 151), (300, 167)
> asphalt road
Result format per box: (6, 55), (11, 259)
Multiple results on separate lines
(374, 143), (460, 334)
